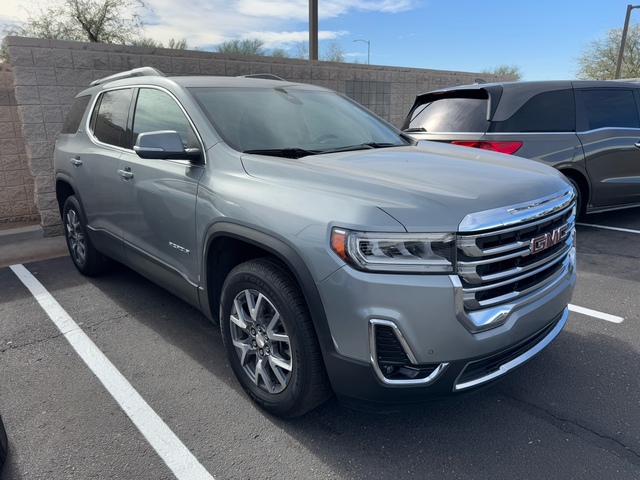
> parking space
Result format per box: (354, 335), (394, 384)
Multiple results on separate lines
(1, 208), (639, 480)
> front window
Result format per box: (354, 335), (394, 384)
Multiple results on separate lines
(189, 86), (407, 156)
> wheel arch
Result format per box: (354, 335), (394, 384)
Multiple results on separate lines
(200, 222), (333, 353)
(55, 176), (77, 218)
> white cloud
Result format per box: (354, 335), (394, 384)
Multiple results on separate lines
(1, 0), (419, 49)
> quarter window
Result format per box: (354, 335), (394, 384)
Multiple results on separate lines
(581, 89), (639, 130)
(132, 88), (198, 148)
(490, 90), (575, 132)
(91, 89), (133, 148)
(62, 95), (91, 134)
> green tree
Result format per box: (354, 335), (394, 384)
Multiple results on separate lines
(576, 23), (640, 79)
(481, 64), (523, 80)
(216, 38), (266, 56)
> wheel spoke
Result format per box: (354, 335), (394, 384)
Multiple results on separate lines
(230, 297), (250, 329)
(232, 337), (254, 366)
(269, 357), (289, 385)
(269, 354), (292, 373)
(255, 357), (276, 392)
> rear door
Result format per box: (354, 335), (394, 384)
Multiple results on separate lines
(575, 87), (640, 208)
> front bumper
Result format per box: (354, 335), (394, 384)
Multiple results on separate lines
(316, 246), (575, 407)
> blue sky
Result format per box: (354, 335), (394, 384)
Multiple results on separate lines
(0, 0), (636, 80)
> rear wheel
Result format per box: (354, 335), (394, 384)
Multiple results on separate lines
(220, 258), (331, 417)
(566, 177), (585, 219)
(62, 195), (107, 276)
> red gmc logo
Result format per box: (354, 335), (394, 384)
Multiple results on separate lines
(530, 225), (569, 254)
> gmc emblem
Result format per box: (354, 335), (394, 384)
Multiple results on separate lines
(530, 225), (569, 254)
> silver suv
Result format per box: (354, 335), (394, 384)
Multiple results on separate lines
(54, 68), (576, 417)
(402, 80), (640, 217)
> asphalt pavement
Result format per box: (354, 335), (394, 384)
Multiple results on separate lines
(0, 223), (68, 269)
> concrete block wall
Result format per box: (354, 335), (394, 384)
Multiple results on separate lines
(0, 64), (41, 225)
(5, 36), (510, 235)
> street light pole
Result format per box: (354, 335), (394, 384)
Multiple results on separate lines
(615, 4), (640, 79)
(353, 39), (370, 65)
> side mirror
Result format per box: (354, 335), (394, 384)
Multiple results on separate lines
(134, 131), (203, 163)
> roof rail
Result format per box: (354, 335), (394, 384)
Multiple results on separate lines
(239, 73), (285, 81)
(90, 67), (166, 87)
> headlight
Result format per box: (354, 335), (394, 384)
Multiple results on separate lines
(331, 228), (455, 273)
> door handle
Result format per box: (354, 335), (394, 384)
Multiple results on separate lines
(117, 167), (134, 180)
(70, 156), (82, 166)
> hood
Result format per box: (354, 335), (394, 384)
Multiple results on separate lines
(240, 141), (571, 232)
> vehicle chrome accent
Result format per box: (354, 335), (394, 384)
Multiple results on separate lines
(369, 319), (449, 386)
(229, 289), (293, 394)
(454, 308), (568, 391)
(458, 187), (574, 232)
(453, 188), (576, 331)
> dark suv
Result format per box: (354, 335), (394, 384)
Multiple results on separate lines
(402, 80), (640, 217)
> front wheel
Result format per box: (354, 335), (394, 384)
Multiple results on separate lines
(220, 258), (331, 417)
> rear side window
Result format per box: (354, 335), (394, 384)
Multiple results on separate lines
(490, 89), (575, 133)
(403, 93), (489, 133)
(581, 89), (639, 130)
(61, 95), (91, 134)
(91, 89), (133, 148)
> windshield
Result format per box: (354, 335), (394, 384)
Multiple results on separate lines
(189, 86), (407, 156)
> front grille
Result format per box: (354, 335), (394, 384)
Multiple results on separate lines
(457, 193), (575, 311)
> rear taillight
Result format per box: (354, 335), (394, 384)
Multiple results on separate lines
(451, 140), (523, 155)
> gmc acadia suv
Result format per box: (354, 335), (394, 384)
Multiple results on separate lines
(54, 67), (576, 417)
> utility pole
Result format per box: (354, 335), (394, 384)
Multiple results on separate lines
(615, 4), (640, 79)
(309, 0), (318, 60)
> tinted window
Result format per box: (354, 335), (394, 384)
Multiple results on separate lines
(490, 89), (575, 132)
(91, 89), (133, 147)
(404, 96), (489, 133)
(61, 95), (91, 134)
(132, 88), (198, 148)
(581, 89), (639, 130)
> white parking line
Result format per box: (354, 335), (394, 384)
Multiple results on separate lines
(576, 222), (640, 235)
(10, 264), (215, 480)
(568, 304), (624, 323)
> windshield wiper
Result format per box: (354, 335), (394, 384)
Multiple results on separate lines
(403, 127), (427, 132)
(320, 142), (399, 153)
(242, 148), (319, 159)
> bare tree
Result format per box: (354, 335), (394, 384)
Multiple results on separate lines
(2, 0), (146, 44)
(322, 40), (345, 63)
(131, 37), (189, 49)
(216, 38), (266, 56)
(481, 64), (523, 81)
(577, 23), (640, 79)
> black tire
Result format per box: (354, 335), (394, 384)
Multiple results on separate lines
(220, 258), (332, 418)
(566, 177), (585, 219)
(0, 415), (7, 468)
(62, 195), (107, 276)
